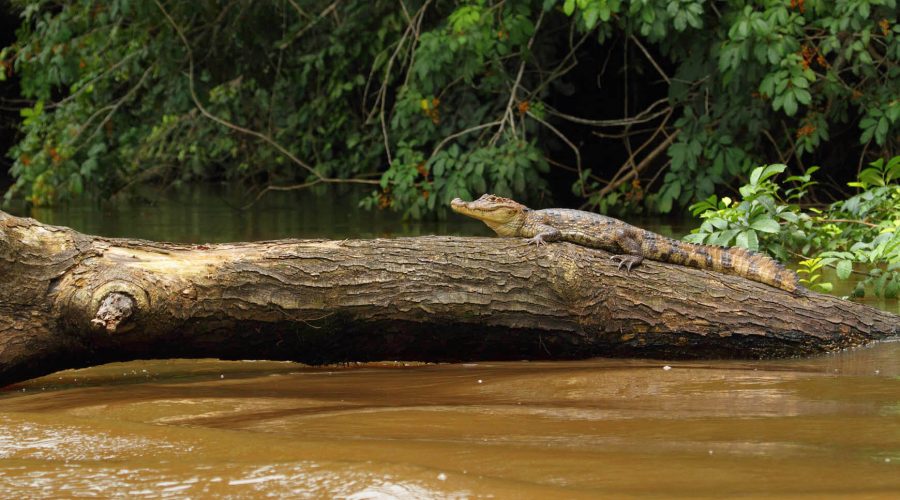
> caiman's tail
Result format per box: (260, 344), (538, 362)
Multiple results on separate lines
(639, 232), (804, 294)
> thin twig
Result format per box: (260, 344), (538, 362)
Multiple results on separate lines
(604, 110), (672, 191)
(492, 9), (545, 144)
(277, 0), (340, 49)
(857, 138), (872, 177)
(402, 0), (430, 90)
(818, 218), (880, 228)
(428, 121), (503, 163)
(544, 155), (605, 182)
(780, 120), (805, 172)
(630, 35), (670, 85)
(527, 27), (593, 100)
(596, 128), (680, 197)
(267, 2), (288, 135)
(370, 0), (431, 163)
(80, 64), (154, 145)
(644, 158), (671, 193)
(51, 51), (139, 109)
(545, 98), (670, 127)
(526, 111), (584, 195)
(622, 38), (635, 180)
(761, 128), (786, 164)
(285, 0), (312, 20)
(590, 125), (662, 139)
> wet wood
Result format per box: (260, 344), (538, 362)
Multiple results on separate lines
(1, 210), (898, 386)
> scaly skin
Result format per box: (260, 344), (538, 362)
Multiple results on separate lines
(451, 194), (804, 294)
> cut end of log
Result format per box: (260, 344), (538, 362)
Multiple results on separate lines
(91, 292), (136, 334)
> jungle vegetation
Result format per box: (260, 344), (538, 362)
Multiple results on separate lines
(0, 0), (897, 295)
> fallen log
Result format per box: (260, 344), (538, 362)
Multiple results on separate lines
(1, 210), (897, 386)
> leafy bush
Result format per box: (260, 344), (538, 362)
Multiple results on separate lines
(1, 0), (897, 216)
(1, 1), (398, 205)
(687, 156), (900, 297)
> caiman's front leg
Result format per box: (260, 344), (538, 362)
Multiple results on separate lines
(526, 224), (562, 246)
(610, 234), (644, 272)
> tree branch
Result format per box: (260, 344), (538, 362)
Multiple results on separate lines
(527, 111), (584, 195)
(492, 9), (545, 144)
(630, 35), (670, 85)
(596, 128), (680, 198)
(545, 98), (671, 128)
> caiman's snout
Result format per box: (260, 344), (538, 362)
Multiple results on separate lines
(450, 198), (467, 212)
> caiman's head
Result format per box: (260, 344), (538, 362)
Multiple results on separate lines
(450, 194), (530, 236)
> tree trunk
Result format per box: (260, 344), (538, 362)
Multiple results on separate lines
(1, 210), (897, 386)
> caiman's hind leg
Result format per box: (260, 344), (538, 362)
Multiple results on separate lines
(610, 234), (644, 272)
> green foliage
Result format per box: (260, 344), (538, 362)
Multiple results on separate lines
(368, 0), (549, 214)
(684, 163), (813, 256)
(796, 257), (834, 293)
(2, 0), (898, 216)
(688, 156), (900, 298)
(656, 0), (898, 214)
(3, 0), (400, 205)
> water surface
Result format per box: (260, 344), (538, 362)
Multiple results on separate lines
(2, 188), (898, 498)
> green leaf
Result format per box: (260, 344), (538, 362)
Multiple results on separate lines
(778, 211), (799, 223)
(875, 117), (889, 145)
(782, 91), (797, 116)
(749, 166), (764, 185)
(432, 158), (445, 177)
(80, 157), (98, 176)
(713, 229), (740, 246)
(736, 229), (759, 250)
(750, 164), (786, 185)
(683, 233), (707, 244)
(750, 217), (781, 233)
(709, 218), (729, 230)
(583, 7), (599, 28)
(858, 168), (883, 187)
(791, 76), (809, 89)
(860, 129), (875, 144)
(68, 173), (84, 195)
(836, 259), (853, 280)
(563, 0), (575, 16)
(657, 192), (673, 213)
(666, 179), (682, 200)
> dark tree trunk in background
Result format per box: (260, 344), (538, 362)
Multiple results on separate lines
(1, 210), (897, 386)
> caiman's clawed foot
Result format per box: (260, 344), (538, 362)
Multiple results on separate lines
(526, 235), (546, 246)
(610, 254), (643, 272)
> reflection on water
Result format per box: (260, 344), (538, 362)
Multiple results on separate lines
(6, 185), (490, 243)
(2, 187), (899, 497)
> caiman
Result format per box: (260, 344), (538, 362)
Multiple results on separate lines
(451, 194), (804, 294)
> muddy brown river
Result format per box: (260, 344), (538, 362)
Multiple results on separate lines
(2, 189), (898, 497)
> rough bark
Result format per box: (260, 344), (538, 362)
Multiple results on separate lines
(1, 210), (898, 386)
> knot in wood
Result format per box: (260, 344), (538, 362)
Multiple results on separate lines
(91, 292), (135, 334)
(88, 281), (149, 333)
(546, 247), (589, 303)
